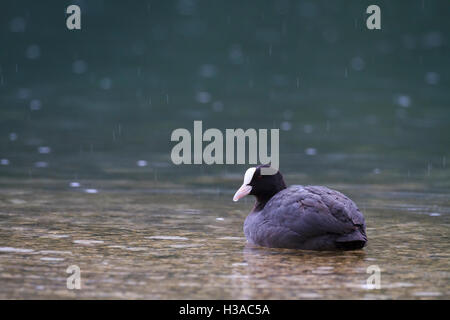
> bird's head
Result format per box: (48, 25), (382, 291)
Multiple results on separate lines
(233, 165), (286, 203)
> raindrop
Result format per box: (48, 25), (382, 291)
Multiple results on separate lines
(424, 72), (440, 85)
(38, 146), (51, 154)
(26, 45), (40, 60)
(216, 218), (224, 221)
(137, 160), (148, 167)
(29, 99), (42, 111)
(9, 133), (18, 141)
(373, 168), (381, 174)
(10, 17), (26, 32)
(229, 44), (244, 64)
(72, 60), (87, 74)
(199, 64), (217, 78)
(280, 121), (292, 131)
(350, 56), (365, 71)
(422, 32), (443, 48)
(34, 161), (48, 168)
(100, 77), (112, 90)
(1, 159), (10, 166)
(303, 124), (313, 134)
(212, 101), (223, 112)
(84, 189), (98, 194)
(305, 148), (317, 156)
(70, 182), (81, 188)
(17, 88), (31, 100)
(394, 94), (411, 108)
(196, 91), (211, 104)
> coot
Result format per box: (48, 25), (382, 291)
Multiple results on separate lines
(233, 165), (367, 250)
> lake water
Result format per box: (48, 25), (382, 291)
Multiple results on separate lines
(0, 1), (449, 299)
(0, 154), (449, 299)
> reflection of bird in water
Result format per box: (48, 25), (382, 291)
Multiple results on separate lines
(233, 165), (368, 250)
(226, 244), (367, 299)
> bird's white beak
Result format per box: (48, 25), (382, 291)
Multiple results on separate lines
(233, 184), (252, 202)
(233, 167), (257, 202)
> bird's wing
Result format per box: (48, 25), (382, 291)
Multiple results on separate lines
(262, 185), (366, 241)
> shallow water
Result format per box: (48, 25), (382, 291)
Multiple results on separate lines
(0, 168), (448, 299)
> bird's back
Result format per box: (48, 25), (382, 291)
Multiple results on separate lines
(244, 185), (367, 250)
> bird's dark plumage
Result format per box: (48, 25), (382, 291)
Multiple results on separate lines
(235, 166), (367, 251)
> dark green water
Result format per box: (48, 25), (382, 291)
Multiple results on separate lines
(0, 0), (449, 299)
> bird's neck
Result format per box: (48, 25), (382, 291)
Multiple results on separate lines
(253, 199), (269, 212)
(252, 186), (286, 212)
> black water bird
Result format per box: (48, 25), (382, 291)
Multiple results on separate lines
(233, 165), (367, 250)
